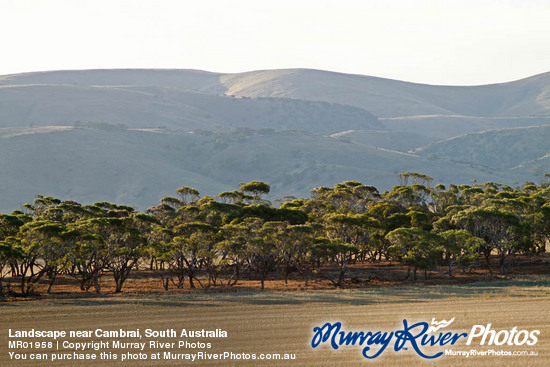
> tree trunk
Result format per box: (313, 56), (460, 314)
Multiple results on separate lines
(484, 252), (494, 276)
(47, 272), (57, 293)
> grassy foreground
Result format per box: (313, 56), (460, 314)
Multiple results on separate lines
(1, 276), (549, 366)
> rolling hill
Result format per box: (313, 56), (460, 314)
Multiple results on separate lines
(381, 115), (550, 140)
(4, 68), (550, 119)
(0, 84), (381, 133)
(0, 127), (513, 211)
(329, 130), (439, 152)
(413, 125), (550, 171)
(1, 68), (550, 211)
(220, 68), (550, 118)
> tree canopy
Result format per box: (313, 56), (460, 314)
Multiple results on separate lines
(1, 173), (548, 296)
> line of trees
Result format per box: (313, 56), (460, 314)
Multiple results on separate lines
(1, 174), (549, 296)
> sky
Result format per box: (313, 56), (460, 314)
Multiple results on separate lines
(2, 0), (550, 85)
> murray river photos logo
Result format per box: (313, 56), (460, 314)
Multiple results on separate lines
(311, 318), (540, 359)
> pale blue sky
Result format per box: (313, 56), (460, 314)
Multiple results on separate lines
(2, 0), (550, 85)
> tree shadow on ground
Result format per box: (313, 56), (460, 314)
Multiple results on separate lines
(5, 276), (548, 308)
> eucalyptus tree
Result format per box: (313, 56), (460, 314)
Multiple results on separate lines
(83, 214), (145, 292)
(147, 227), (175, 290)
(398, 172), (433, 186)
(171, 221), (218, 288)
(386, 227), (443, 280)
(323, 213), (381, 262)
(66, 224), (107, 292)
(531, 202), (550, 252)
(56, 201), (91, 223)
(146, 203), (178, 227)
(22, 195), (62, 218)
(0, 238), (24, 296)
(239, 180), (270, 204)
(219, 221), (255, 286)
(350, 184), (381, 213)
(17, 221), (67, 294)
(278, 224), (315, 285)
(384, 184), (432, 209)
(455, 185), (485, 206)
(452, 207), (526, 274)
(218, 190), (245, 204)
(132, 213), (161, 270)
(0, 213), (31, 254)
(311, 239), (358, 287)
(366, 202), (410, 260)
(438, 229), (484, 278)
(164, 236), (188, 289)
(198, 197), (244, 226)
(220, 217), (271, 289)
(248, 222), (277, 290)
(176, 186), (200, 205)
(406, 209), (433, 231)
(430, 184), (459, 215)
(160, 196), (185, 210)
(310, 183), (360, 213)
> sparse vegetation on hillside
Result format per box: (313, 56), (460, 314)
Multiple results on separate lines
(414, 125), (550, 169)
(2, 127), (530, 212)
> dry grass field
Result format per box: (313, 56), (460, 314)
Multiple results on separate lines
(1, 275), (549, 366)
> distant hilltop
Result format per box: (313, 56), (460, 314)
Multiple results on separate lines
(3, 68), (550, 118)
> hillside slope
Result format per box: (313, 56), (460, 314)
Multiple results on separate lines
(413, 125), (550, 171)
(0, 84), (381, 133)
(0, 69), (225, 93)
(0, 127), (517, 211)
(4, 68), (550, 119)
(221, 69), (550, 118)
(382, 115), (550, 140)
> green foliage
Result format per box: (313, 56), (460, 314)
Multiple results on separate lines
(438, 229), (484, 278)
(2, 177), (549, 295)
(386, 227), (443, 278)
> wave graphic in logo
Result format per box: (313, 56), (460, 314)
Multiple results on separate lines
(427, 318), (455, 333)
